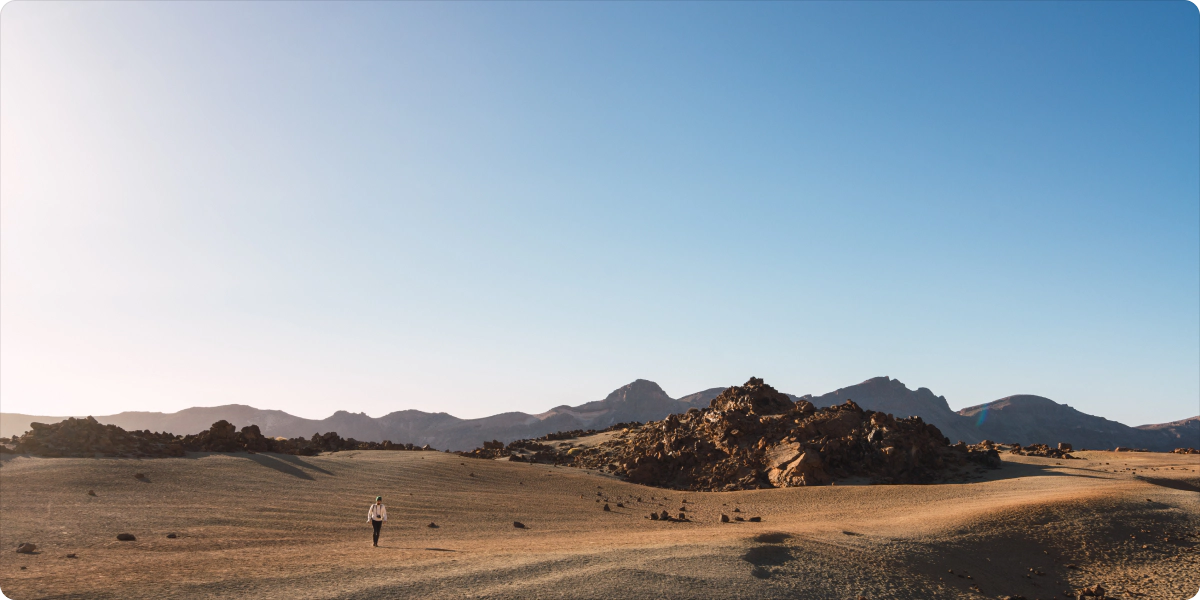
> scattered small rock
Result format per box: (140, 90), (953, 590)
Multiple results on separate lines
(748, 516), (762, 522)
(86, 490), (96, 496)
(733, 507), (741, 513)
(427, 522), (438, 528)
(116, 533), (136, 541)
(734, 516), (745, 522)
(720, 514), (730, 523)
(65, 553), (77, 559)
(166, 533), (177, 539)
(603, 503), (611, 511)
(513, 521), (526, 529)
(133, 473), (146, 480)
(649, 512), (659, 520)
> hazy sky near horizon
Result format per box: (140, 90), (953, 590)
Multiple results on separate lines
(2, 2), (1197, 424)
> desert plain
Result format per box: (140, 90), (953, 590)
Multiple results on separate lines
(1, 446), (1197, 600)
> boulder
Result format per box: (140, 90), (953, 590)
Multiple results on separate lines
(116, 533), (136, 541)
(765, 442), (803, 470)
(15, 543), (35, 554)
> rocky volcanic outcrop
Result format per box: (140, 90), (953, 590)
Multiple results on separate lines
(470, 378), (1000, 491)
(4, 417), (435, 458)
(458, 422), (643, 463)
(8, 418), (187, 458)
(966, 440), (1079, 459)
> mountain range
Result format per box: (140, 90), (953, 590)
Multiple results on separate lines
(2, 377), (1195, 452)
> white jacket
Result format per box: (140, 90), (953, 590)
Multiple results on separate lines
(367, 504), (388, 522)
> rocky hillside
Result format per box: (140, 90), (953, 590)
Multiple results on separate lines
(3, 417), (436, 458)
(1135, 416), (1200, 447)
(809, 377), (1191, 452)
(803, 376), (978, 442)
(957, 395), (1191, 451)
(498, 378), (1000, 491)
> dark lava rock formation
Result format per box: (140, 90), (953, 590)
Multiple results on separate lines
(4, 417), (436, 458)
(468, 378), (1000, 491)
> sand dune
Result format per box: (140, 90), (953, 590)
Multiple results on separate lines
(1, 449), (1197, 599)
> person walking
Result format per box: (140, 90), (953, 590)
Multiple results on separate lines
(367, 496), (388, 547)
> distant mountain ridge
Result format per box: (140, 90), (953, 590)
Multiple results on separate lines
(2, 377), (1195, 452)
(805, 377), (1195, 452)
(0, 379), (717, 452)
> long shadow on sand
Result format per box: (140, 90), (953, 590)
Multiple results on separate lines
(180, 451), (333, 480)
(270, 453), (334, 476)
(1135, 475), (1200, 493)
(239, 453), (317, 480)
(962, 460), (1116, 485)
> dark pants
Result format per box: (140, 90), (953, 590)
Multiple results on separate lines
(371, 519), (383, 545)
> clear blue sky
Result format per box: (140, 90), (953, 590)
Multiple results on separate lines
(2, 1), (1197, 425)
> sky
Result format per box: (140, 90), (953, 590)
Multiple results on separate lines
(1, 1), (1197, 425)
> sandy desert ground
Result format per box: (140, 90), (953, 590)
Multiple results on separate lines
(1, 446), (1197, 600)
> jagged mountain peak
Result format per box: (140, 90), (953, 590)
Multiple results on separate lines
(602, 379), (670, 403)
